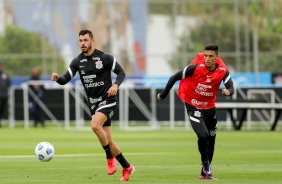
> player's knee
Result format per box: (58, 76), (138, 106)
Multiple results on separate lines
(91, 122), (102, 133)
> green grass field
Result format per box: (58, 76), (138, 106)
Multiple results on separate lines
(0, 126), (281, 184)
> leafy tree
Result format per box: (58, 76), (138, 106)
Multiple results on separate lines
(168, 1), (282, 73)
(247, 1), (282, 72)
(0, 25), (66, 76)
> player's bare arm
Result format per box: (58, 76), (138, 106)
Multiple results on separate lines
(51, 73), (60, 81)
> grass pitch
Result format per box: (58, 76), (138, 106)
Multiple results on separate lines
(0, 126), (281, 184)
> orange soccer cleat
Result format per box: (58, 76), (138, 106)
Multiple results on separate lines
(107, 157), (116, 175)
(120, 164), (135, 181)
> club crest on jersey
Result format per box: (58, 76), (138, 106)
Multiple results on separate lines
(95, 61), (103, 69)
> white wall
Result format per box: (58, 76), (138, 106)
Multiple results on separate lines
(146, 15), (197, 76)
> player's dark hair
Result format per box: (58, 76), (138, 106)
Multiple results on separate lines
(204, 44), (218, 55)
(79, 29), (94, 39)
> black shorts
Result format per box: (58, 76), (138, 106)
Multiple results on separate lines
(185, 103), (217, 137)
(90, 98), (117, 127)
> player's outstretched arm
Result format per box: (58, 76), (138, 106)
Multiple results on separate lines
(51, 69), (72, 85)
(157, 71), (182, 101)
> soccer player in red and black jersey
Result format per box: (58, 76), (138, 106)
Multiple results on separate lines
(157, 44), (234, 180)
(51, 30), (134, 181)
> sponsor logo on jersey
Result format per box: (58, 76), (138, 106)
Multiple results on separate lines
(81, 70), (85, 75)
(83, 75), (96, 79)
(89, 96), (102, 104)
(95, 61), (103, 69)
(84, 78), (93, 83)
(206, 78), (211, 82)
(191, 99), (208, 106)
(198, 83), (212, 89)
(79, 65), (85, 68)
(85, 81), (104, 89)
(80, 59), (87, 62)
(92, 57), (100, 60)
(83, 75), (97, 84)
(195, 83), (213, 96)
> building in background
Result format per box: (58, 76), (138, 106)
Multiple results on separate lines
(0, 0), (281, 88)
(11, 0), (149, 76)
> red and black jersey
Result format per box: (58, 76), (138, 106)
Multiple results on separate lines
(159, 53), (234, 109)
(179, 53), (229, 108)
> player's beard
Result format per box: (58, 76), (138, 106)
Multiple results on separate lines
(81, 44), (92, 54)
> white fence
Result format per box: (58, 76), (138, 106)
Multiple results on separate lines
(6, 80), (282, 130)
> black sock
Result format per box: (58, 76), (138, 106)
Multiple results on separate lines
(102, 144), (113, 159)
(116, 153), (130, 168)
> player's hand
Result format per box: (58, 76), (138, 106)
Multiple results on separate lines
(222, 88), (230, 96)
(157, 94), (163, 101)
(51, 73), (60, 81)
(107, 84), (118, 97)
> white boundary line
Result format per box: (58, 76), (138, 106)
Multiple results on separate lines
(0, 152), (174, 159)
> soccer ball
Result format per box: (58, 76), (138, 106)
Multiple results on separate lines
(35, 142), (55, 162)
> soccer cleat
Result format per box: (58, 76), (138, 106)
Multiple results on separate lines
(107, 157), (116, 175)
(199, 175), (218, 180)
(120, 164), (135, 181)
(202, 161), (212, 177)
(199, 162), (218, 180)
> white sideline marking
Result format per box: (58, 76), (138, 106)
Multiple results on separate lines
(0, 152), (174, 159)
